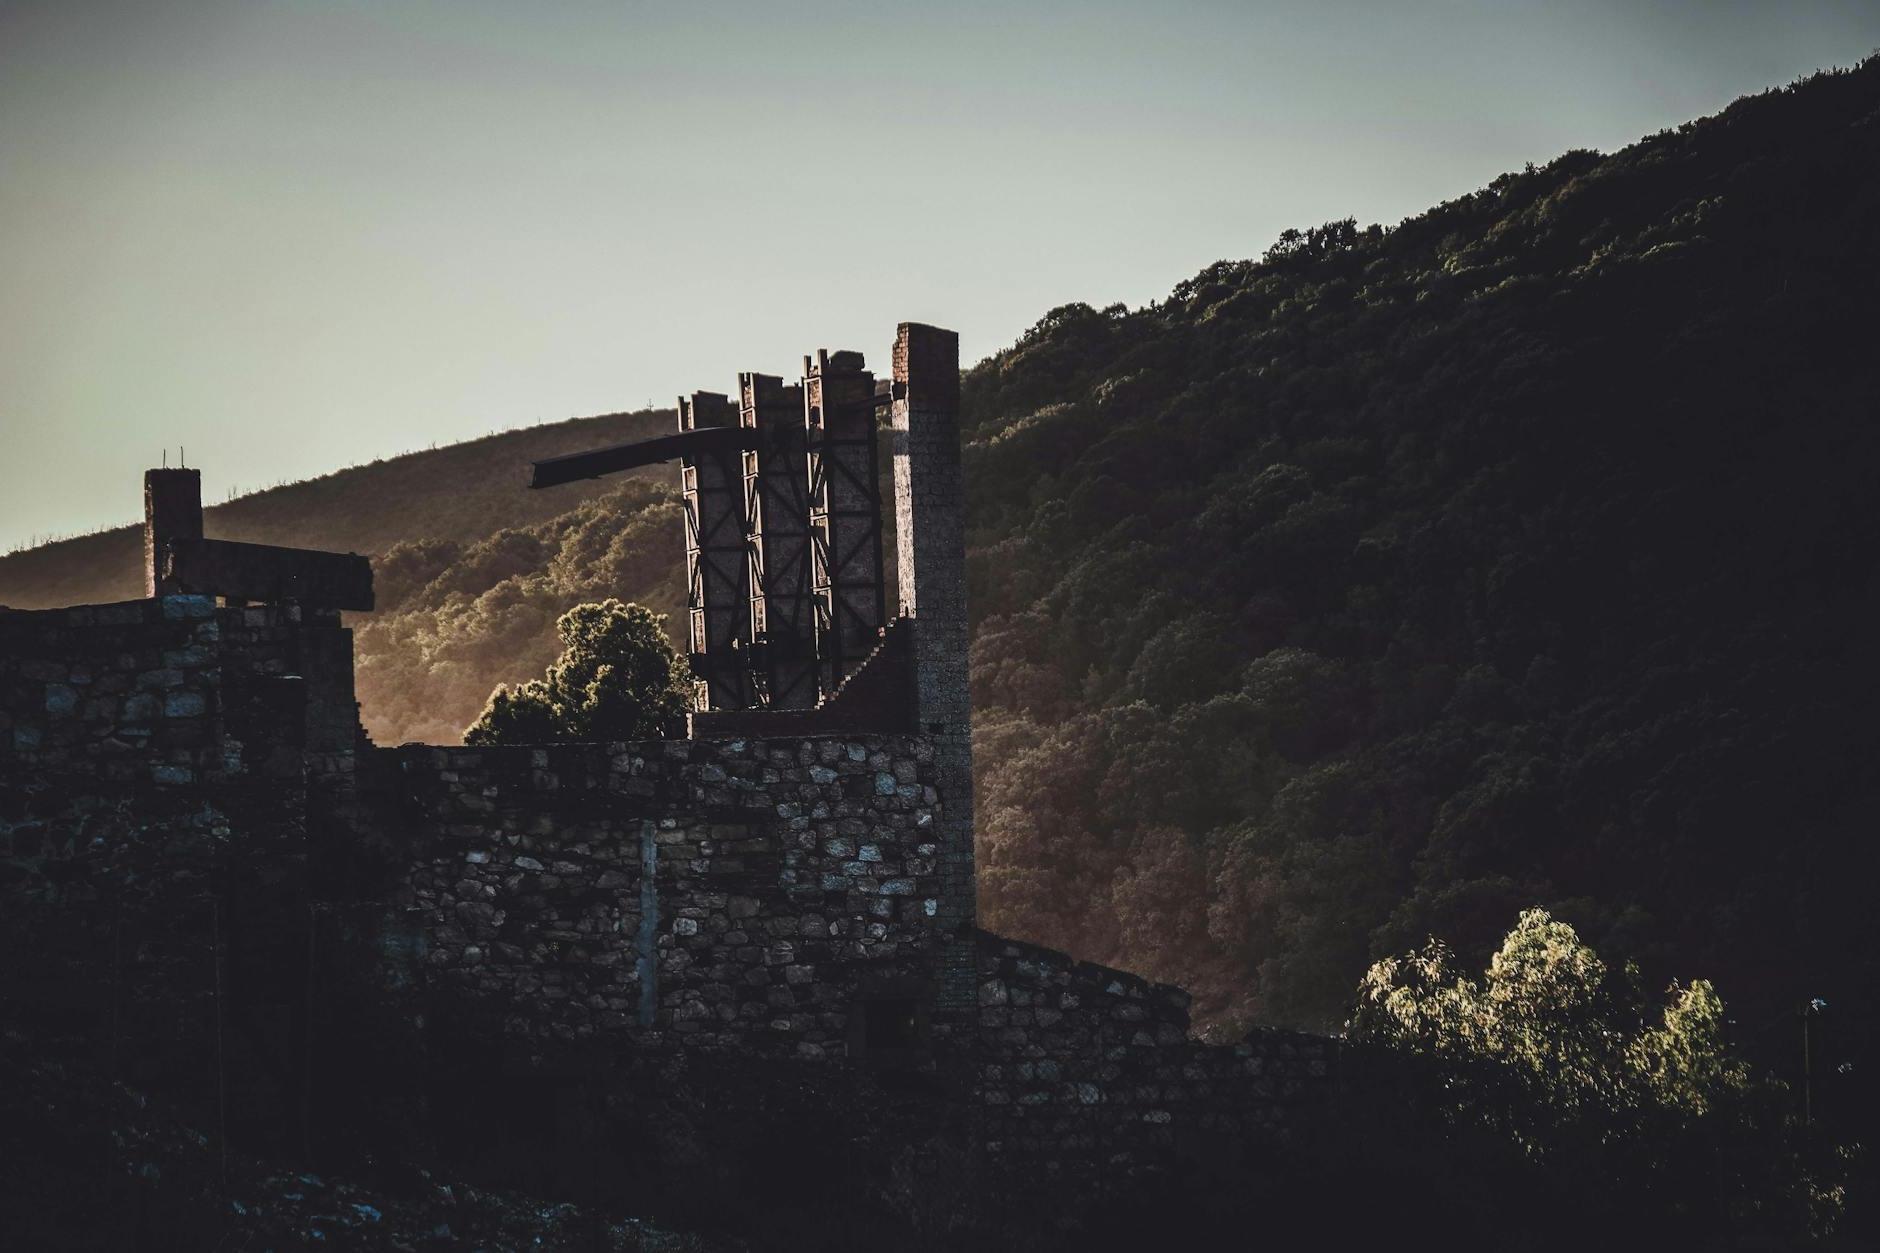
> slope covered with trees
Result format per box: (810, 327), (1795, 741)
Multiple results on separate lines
(350, 477), (685, 744)
(462, 598), (690, 746)
(959, 55), (1880, 1092)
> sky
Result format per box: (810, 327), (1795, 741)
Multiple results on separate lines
(2, 1), (1877, 552)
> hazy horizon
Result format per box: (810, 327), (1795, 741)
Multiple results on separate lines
(4, 0), (1877, 551)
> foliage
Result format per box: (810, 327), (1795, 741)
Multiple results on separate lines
(957, 57), (1880, 1113)
(1347, 910), (1852, 1243)
(353, 477), (686, 744)
(463, 598), (690, 745)
(1353, 909), (1740, 1134)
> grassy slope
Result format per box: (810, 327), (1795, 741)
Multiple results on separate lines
(0, 408), (672, 610)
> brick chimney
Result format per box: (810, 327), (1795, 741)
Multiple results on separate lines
(143, 468), (202, 598)
(890, 323), (975, 1009)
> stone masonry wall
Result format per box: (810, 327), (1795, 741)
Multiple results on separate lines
(384, 733), (955, 1058)
(891, 322), (978, 1022)
(0, 594), (359, 789)
(976, 934), (1334, 1184)
(3, 594), (235, 784)
(0, 596), (362, 1152)
(1, 595), (1338, 1207)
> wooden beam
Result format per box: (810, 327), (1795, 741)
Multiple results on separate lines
(529, 426), (747, 489)
(164, 538), (374, 611)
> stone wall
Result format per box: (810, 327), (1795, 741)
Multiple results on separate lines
(891, 322), (978, 1020)
(0, 594), (359, 787)
(384, 733), (957, 1057)
(0, 595), (364, 1155)
(976, 935), (1334, 1182)
(0, 593), (1340, 1222)
(3, 594), (232, 783)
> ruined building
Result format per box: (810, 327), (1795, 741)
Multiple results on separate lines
(0, 323), (1330, 1234)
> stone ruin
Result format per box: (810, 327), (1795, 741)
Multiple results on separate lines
(0, 322), (1332, 1235)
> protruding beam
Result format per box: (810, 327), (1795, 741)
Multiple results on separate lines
(677, 391), (749, 712)
(740, 372), (817, 710)
(165, 538), (375, 611)
(529, 427), (744, 490)
(806, 348), (887, 697)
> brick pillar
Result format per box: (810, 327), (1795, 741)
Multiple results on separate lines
(144, 468), (203, 598)
(678, 392), (749, 712)
(805, 348), (887, 699)
(890, 323), (975, 1014)
(739, 372), (817, 709)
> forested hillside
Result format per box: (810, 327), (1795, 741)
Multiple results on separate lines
(353, 477), (684, 744)
(0, 408), (671, 611)
(959, 57), (1880, 1056)
(5, 59), (1876, 1088)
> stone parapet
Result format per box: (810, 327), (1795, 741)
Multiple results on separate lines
(974, 934), (1335, 1179)
(385, 733), (950, 1056)
(0, 596), (360, 783)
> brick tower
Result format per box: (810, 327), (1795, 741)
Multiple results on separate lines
(890, 322), (975, 1013)
(143, 468), (203, 598)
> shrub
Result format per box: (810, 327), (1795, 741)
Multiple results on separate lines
(463, 599), (690, 745)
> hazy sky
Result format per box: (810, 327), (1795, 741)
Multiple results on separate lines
(3, 1), (1876, 551)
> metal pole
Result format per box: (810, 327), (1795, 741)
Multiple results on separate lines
(212, 897), (228, 1189)
(1802, 1002), (1812, 1127)
(303, 901), (316, 1163)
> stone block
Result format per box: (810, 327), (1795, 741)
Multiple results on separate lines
(162, 691), (206, 718)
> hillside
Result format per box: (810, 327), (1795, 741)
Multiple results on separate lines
(5, 56), (1877, 1112)
(0, 408), (690, 745)
(955, 53), (1880, 1062)
(0, 408), (673, 610)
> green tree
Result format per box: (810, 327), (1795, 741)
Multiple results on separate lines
(1349, 909), (1850, 1240)
(463, 599), (690, 745)
(1353, 909), (1696, 1131)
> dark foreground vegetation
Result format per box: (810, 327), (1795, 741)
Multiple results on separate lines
(1, 911), (1848, 1251)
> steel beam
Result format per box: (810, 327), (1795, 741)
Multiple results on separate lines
(677, 392), (749, 711)
(805, 349), (887, 697)
(739, 372), (818, 710)
(529, 427), (744, 489)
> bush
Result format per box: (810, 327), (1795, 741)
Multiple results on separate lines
(463, 599), (690, 745)
(1348, 909), (1853, 1244)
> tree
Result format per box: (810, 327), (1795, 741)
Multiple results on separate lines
(463, 599), (690, 745)
(1354, 910), (1687, 1131)
(1348, 909), (1849, 1241)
